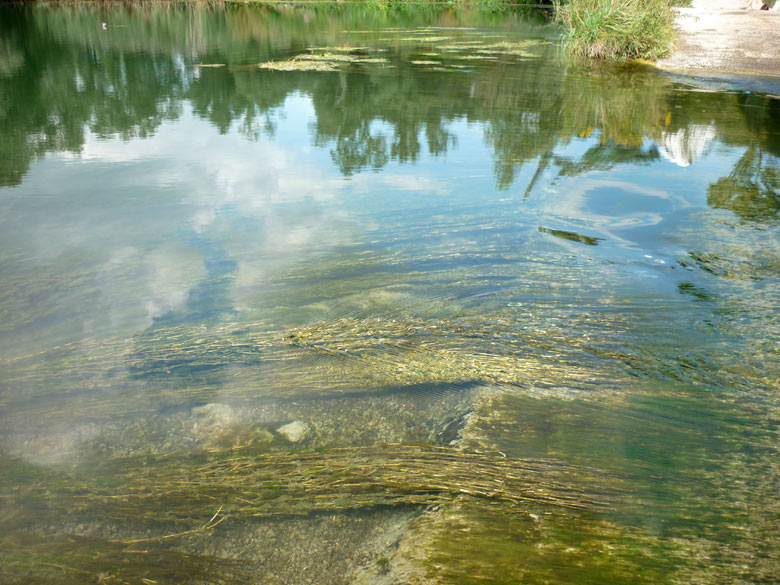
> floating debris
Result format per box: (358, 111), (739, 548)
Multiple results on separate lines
(475, 48), (532, 57)
(538, 226), (604, 246)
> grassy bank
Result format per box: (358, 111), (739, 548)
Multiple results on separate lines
(555, 0), (684, 60)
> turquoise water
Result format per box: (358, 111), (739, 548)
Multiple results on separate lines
(1, 4), (779, 584)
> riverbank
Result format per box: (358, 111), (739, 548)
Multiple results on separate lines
(657, 0), (780, 80)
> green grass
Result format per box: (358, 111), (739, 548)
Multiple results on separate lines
(556, 0), (678, 61)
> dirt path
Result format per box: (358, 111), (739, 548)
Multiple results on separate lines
(657, 0), (780, 79)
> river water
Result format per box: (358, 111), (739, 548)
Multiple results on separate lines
(1, 4), (779, 584)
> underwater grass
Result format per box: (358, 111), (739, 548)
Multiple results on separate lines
(2, 444), (615, 526)
(0, 532), (253, 585)
(0, 306), (638, 428)
(0, 442), (618, 583)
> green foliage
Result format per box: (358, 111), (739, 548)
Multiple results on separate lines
(556, 0), (677, 61)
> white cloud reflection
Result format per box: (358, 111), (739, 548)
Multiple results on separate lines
(17, 98), (357, 336)
(0, 96), (370, 462)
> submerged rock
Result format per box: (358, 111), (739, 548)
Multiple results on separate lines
(276, 420), (310, 443)
(191, 402), (234, 422)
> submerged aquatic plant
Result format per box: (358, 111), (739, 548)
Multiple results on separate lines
(0, 441), (617, 583)
(0, 532), (253, 585)
(4, 444), (613, 522)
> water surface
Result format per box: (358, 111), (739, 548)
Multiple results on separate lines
(1, 4), (780, 584)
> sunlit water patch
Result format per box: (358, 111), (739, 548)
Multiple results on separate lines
(1, 3), (779, 584)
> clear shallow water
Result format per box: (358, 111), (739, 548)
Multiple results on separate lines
(1, 4), (779, 584)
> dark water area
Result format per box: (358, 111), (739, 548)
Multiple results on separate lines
(1, 3), (779, 584)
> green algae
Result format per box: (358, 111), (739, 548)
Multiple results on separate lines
(451, 54), (499, 60)
(259, 59), (340, 72)
(255, 35), (541, 74)
(397, 36), (454, 43)
(259, 51), (390, 72)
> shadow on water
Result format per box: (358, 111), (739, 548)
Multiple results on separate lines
(1, 2), (780, 585)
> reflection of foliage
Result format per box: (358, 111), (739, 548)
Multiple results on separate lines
(559, 66), (669, 147)
(734, 92), (780, 158)
(0, 8), (189, 187)
(509, 67), (667, 190)
(0, 37), (23, 77)
(189, 68), (284, 138)
(478, 54), (564, 189)
(708, 146), (780, 223)
(331, 124), (391, 175)
(556, 141), (659, 178)
(1, 1), (778, 205)
(310, 69), (462, 174)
